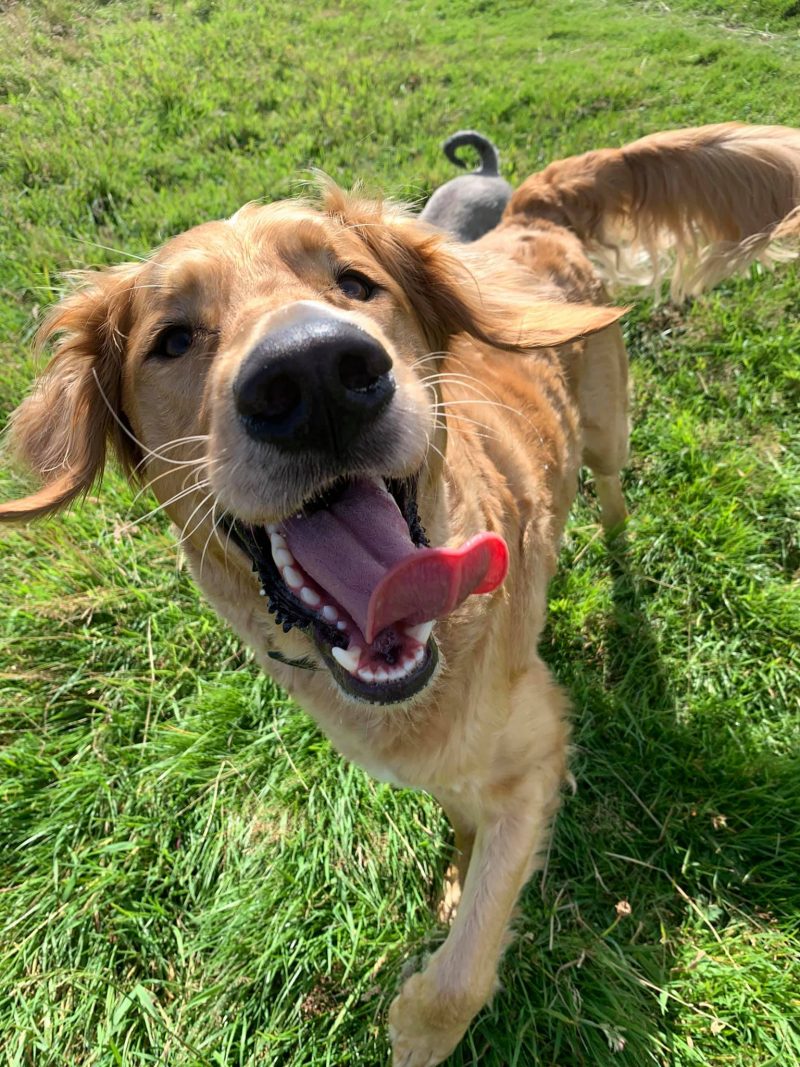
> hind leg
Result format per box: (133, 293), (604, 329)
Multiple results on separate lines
(577, 322), (630, 532)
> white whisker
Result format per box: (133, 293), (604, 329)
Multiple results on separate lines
(131, 460), (205, 506)
(177, 490), (218, 548)
(422, 425), (448, 469)
(91, 369), (213, 470)
(410, 351), (449, 370)
(126, 478), (211, 532)
(432, 411), (496, 441)
(133, 434), (211, 473)
(199, 500), (228, 576)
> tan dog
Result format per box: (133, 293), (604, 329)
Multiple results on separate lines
(2, 123), (800, 1065)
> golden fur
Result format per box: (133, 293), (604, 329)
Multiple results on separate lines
(2, 123), (800, 1065)
(503, 121), (800, 298)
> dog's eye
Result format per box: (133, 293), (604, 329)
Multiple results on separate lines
(337, 273), (373, 301)
(156, 326), (194, 358)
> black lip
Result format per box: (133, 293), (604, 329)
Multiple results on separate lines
(225, 518), (342, 644)
(316, 628), (439, 705)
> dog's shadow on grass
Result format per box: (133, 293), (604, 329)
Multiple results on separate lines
(447, 531), (800, 1066)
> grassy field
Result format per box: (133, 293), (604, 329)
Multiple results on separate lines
(1, 1), (799, 1064)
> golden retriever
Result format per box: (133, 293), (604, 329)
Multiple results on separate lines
(2, 122), (800, 1065)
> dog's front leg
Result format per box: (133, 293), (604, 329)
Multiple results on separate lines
(389, 675), (566, 1066)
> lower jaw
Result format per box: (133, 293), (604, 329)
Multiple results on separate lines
(315, 627), (439, 705)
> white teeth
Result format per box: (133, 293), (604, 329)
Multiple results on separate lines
(266, 524), (278, 534)
(405, 620), (434, 646)
(269, 528), (292, 569)
(259, 589), (266, 597)
(336, 620), (347, 631)
(354, 657), (423, 686)
(322, 605), (338, 622)
(283, 566), (304, 590)
(273, 547), (293, 568)
(351, 649), (429, 686)
(300, 586), (321, 607)
(332, 645), (361, 674)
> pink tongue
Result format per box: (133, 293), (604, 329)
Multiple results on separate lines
(281, 479), (509, 644)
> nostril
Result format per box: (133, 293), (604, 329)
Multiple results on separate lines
(338, 343), (393, 394)
(261, 373), (302, 419)
(339, 351), (380, 393)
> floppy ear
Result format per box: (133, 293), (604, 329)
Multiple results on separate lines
(323, 186), (624, 351)
(0, 263), (141, 522)
(396, 235), (625, 351)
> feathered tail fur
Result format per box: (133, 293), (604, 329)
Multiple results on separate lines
(506, 122), (800, 298)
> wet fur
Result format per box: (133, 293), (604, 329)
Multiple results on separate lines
(3, 122), (800, 1065)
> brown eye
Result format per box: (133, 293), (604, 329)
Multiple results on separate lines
(155, 325), (194, 358)
(337, 272), (374, 301)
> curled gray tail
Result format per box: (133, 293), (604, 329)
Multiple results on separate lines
(443, 130), (501, 177)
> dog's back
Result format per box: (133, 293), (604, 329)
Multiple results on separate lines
(503, 122), (800, 298)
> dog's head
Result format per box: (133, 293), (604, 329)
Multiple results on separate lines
(1, 186), (619, 706)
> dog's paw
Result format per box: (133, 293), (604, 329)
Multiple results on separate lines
(388, 972), (470, 1067)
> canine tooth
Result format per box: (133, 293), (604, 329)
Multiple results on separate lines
(358, 667), (376, 682)
(259, 589), (266, 597)
(269, 531), (287, 550)
(336, 620), (347, 631)
(402, 657), (416, 671)
(283, 566), (303, 589)
(413, 645), (425, 663)
(322, 605), (338, 622)
(332, 645), (361, 674)
(300, 586), (321, 607)
(405, 620), (434, 645)
(266, 524), (278, 535)
(273, 547), (293, 568)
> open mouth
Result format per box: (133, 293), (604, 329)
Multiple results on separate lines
(226, 476), (508, 706)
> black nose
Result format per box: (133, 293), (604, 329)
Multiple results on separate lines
(233, 312), (396, 454)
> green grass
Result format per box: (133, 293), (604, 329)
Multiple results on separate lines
(1, 1), (799, 1064)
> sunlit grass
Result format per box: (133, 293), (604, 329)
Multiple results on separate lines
(1, 1), (799, 1064)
